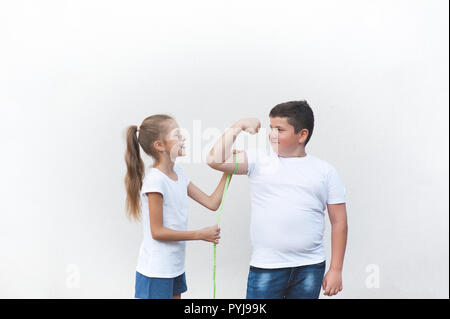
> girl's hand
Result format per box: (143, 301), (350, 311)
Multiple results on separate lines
(198, 224), (221, 244)
(236, 118), (261, 134)
(322, 269), (343, 296)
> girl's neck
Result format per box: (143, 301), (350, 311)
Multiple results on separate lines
(153, 155), (175, 173)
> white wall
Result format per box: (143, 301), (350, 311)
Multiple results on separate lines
(0, 0), (448, 298)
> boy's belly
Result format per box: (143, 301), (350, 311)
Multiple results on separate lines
(250, 206), (325, 253)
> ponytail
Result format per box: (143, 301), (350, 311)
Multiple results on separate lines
(124, 125), (145, 221)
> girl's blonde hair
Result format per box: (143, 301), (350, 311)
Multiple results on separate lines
(124, 114), (174, 221)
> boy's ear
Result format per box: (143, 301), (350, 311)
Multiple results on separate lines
(297, 128), (309, 144)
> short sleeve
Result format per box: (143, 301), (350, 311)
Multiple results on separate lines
(326, 165), (346, 204)
(245, 147), (259, 176)
(141, 172), (166, 197)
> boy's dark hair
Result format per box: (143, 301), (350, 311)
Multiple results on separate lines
(269, 100), (314, 146)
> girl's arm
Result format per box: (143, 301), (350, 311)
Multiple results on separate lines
(187, 173), (232, 211)
(147, 192), (220, 243)
(206, 118), (260, 174)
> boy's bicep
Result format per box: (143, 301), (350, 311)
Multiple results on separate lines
(209, 150), (248, 175)
(327, 203), (347, 224)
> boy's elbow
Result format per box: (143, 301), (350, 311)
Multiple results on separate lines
(206, 154), (219, 168)
(332, 221), (348, 230)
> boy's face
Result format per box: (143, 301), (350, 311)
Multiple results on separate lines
(268, 116), (307, 156)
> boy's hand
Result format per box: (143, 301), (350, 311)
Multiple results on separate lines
(236, 118), (261, 134)
(322, 269), (343, 296)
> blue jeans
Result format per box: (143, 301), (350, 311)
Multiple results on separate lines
(246, 260), (326, 299)
(134, 271), (187, 299)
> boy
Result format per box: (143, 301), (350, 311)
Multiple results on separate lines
(206, 100), (347, 299)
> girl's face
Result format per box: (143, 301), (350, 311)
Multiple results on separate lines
(163, 120), (186, 159)
(268, 116), (306, 156)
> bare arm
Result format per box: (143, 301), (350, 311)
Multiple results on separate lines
(147, 192), (220, 243)
(328, 203), (348, 271)
(206, 118), (260, 174)
(187, 172), (233, 211)
(323, 203), (348, 296)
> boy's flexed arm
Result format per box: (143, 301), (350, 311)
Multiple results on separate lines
(206, 118), (261, 175)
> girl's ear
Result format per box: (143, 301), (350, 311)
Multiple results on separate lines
(153, 140), (165, 152)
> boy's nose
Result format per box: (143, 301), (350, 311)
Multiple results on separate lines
(269, 130), (278, 140)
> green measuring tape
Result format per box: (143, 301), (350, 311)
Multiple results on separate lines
(213, 152), (239, 299)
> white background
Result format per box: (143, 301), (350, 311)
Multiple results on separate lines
(0, 0), (448, 298)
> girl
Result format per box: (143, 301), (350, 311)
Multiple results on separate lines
(124, 114), (232, 299)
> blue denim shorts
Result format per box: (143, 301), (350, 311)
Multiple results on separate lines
(134, 271), (187, 299)
(246, 260), (326, 299)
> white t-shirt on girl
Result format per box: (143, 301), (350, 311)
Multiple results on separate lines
(245, 146), (346, 269)
(136, 163), (190, 278)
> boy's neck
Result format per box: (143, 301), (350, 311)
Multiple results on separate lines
(278, 146), (307, 158)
